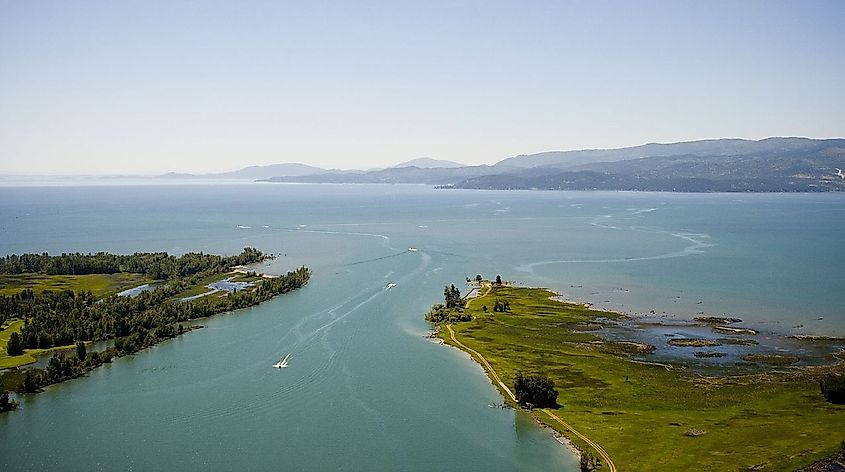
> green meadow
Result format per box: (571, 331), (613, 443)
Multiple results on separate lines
(439, 285), (845, 471)
(0, 272), (149, 298)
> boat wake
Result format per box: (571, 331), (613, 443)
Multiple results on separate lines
(517, 214), (715, 273)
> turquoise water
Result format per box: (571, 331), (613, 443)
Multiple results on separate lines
(0, 184), (844, 471)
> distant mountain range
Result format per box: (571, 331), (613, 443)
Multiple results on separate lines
(7, 138), (842, 192)
(153, 158), (464, 181)
(262, 138), (845, 192)
(159, 162), (332, 180)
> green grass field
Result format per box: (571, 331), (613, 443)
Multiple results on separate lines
(441, 285), (845, 471)
(0, 272), (149, 298)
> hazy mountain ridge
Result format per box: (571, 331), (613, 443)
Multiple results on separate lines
(9, 138), (842, 192)
(448, 143), (845, 192)
(261, 137), (845, 192)
(493, 137), (842, 169)
(391, 157), (465, 169)
(159, 162), (332, 180)
(263, 165), (496, 185)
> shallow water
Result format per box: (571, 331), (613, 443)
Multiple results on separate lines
(0, 184), (843, 471)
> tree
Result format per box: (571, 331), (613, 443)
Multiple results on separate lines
(475, 274), (483, 282)
(514, 371), (558, 408)
(493, 300), (510, 312)
(0, 390), (18, 412)
(495, 275), (502, 285)
(6, 332), (23, 356)
(444, 284), (463, 309)
(820, 374), (845, 404)
(19, 369), (40, 393)
(76, 341), (87, 361)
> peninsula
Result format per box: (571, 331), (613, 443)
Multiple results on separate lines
(0, 249), (310, 401)
(427, 279), (845, 471)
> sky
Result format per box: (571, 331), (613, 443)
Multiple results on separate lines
(1, 1), (844, 175)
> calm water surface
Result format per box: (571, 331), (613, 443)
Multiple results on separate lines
(0, 184), (843, 471)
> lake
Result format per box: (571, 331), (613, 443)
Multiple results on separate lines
(1, 184), (843, 471)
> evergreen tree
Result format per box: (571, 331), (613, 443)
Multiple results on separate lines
(443, 284), (463, 309)
(20, 369), (40, 393)
(6, 332), (23, 356)
(76, 341), (87, 360)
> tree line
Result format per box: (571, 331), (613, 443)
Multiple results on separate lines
(0, 250), (310, 396)
(0, 247), (265, 279)
(0, 248), (266, 329)
(3, 265), (310, 353)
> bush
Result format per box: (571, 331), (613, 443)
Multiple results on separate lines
(820, 374), (845, 404)
(514, 371), (558, 408)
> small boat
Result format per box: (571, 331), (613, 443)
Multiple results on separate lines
(408, 247), (418, 252)
(386, 283), (397, 289)
(273, 353), (291, 369)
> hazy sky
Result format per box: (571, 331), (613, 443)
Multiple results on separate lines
(1, 1), (844, 174)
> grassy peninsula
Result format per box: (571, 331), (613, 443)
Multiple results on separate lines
(428, 280), (845, 471)
(0, 249), (310, 399)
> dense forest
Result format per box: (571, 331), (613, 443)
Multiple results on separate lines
(0, 249), (310, 396)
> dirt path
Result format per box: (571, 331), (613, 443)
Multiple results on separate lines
(445, 323), (618, 472)
(462, 281), (493, 301)
(445, 324), (515, 402)
(543, 409), (617, 472)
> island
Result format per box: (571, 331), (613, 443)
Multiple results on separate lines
(0, 249), (310, 403)
(426, 278), (845, 471)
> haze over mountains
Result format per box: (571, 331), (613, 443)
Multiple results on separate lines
(3, 138), (843, 192)
(263, 138), (845, 192)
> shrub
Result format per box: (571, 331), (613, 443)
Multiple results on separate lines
(820, 374), (845, 404)
(514, 371), (558, 408)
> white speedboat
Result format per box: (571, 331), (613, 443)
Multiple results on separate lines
(408, 247), (418, 252)
(386, 283), (397, 289)
(273, 353), (291, 369)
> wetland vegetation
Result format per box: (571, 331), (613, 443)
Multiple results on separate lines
(427, 280), (845, 471)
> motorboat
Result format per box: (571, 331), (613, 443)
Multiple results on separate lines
(273, 353), (291, 369)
